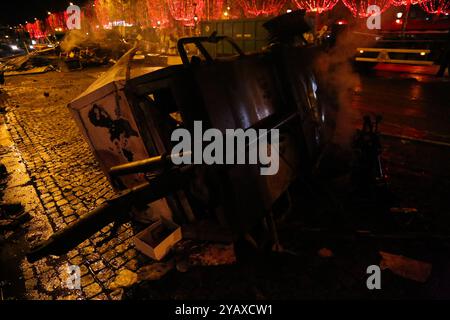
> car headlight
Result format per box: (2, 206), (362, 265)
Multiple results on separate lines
(10, 45), (19, 51)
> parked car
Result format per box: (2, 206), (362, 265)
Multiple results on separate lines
(0, 42), (25, 58)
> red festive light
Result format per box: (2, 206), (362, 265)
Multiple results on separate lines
(237, 0), (288, 17)
(293, 0), (339, 13)
(342, 0), (392, 18)
(83, 2), (98, 23)
(204, 0), (225, 19)
(131, 0), (150, 27)
(147, 0), (170, 27)
(46, 12), (68, 32)
(420, 0), (450, 14)
(95, 0), (111, 26)
(95, 0), (130, 26)
(168, 0), (205, 26)
(390, 0), (422, 6)
(26, 20), (45, 39)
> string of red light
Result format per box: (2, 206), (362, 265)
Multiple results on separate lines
(18, 0), (450, 39)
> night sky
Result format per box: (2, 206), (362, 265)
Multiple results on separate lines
(0, 0), (88, 26)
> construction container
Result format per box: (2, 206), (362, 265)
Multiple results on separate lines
(200, 18), (270, 55)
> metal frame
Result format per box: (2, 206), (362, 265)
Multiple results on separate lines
(356, 47), (434, 65)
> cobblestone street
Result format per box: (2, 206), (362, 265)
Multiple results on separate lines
(1, 65), (450, 301)
(2, 0), (450, 310)
(2, 68), (142, 300)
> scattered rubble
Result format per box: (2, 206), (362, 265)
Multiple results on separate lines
(110, 288), (124, 300)
(175, 259), (190, 273)
(318, 248), (334, 258)
(0, 49), (58, 76)
(109, 269), (138, 290)
(189, 244), (236, 267)
(390, 208), (419, 214)
(137, 261), (174, 281)
(0, 8), (448, 301)
(379, 251), (432, 283)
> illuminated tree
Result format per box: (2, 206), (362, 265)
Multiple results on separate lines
(167, 0), (205, 26)
(293, 0), (339, 13)
(342, 0), (392, 17)
(26, 20), (45, 39)
(95, 0), (131, 26)
(390, 0), (422, 6)
(46, 12), (67, 32)
(420, 0), (450, 14)
(95, 0), (112, 26)
(147, 0), (171, 27)
(130, 0), (150, 27)
(237, 0), (287, 17)
(204, 0), (225, 19)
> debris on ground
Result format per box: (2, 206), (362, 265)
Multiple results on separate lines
(175, 258), (190, 273)
(390, 207), (425, 228)
(189, 244), (236, 267)
(379, 251), (432, 283)
(110, 288), (124, 300)
(108, 269), (138, 290)
(59, 29), (130, 71)
(4, 66), (55, 77)
(390, 208), (419, 214)
(133, 219), (182, 261)
(62, 47), (116, 71)
(318, 248), (334, 258)
(137, 261), (175, 281)
(0, 49), (58, 76)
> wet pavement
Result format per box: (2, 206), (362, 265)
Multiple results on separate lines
(356, 65), (450, 232)
(354, 64), (450, 143)
(0, 63), (449, 300)
(0, 67), (136, 300)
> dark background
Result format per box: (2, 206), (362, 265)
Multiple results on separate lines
(0, 0), (88, 26)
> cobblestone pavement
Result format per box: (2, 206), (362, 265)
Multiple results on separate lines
(2, 69), (145, 300)
(2, 66), (450, 300)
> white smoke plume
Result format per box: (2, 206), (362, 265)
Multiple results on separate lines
(315, 30), (375, 146)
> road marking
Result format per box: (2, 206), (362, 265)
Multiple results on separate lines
(382, 133), (450, 148)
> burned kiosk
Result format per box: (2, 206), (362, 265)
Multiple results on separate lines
(27, 10), (339, 262)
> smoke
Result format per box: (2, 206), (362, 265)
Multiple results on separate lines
(315, 30), (375, 146)
(60, 30), (89, 52)
(60, 28), (128, 54)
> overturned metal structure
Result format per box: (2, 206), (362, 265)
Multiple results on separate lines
(27, 10), (338, 262)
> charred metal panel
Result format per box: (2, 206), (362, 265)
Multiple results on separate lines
(191, 55), (281, 132)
